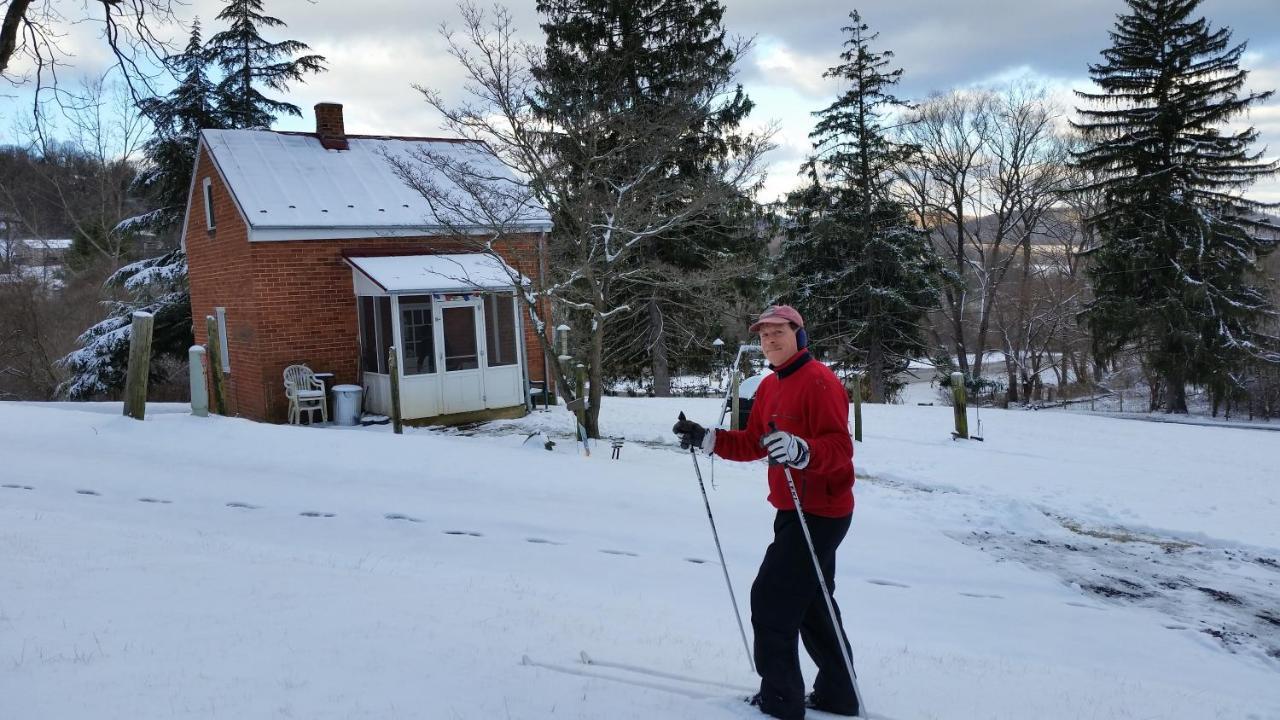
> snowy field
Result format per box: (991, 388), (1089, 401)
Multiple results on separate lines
(2, 398), (1279, 720)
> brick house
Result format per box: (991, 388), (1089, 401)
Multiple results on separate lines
(183, 102), (553, 424)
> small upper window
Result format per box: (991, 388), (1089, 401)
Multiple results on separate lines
(203, 177), (216, 231)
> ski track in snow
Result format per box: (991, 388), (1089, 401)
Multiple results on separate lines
(0, 480), (714, 570)
(465, 420), (1280, 668)
(839, 465), (1280, 665)
(950, 523), (1280, 662)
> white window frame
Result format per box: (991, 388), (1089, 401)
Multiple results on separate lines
(215, 307), (230, 373)
(203, 177), (216, 231)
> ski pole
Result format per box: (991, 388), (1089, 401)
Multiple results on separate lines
(688, 444), (755, 674)
(769, 422), (866, 716)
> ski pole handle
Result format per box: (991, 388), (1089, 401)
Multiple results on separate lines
(764, 420), (781, 465)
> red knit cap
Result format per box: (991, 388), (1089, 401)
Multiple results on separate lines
(748, 305), (805, 333)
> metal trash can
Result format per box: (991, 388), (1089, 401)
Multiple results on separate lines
(331, 384), (363, 426)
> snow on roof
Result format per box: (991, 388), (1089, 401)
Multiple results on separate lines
(345, 253), (528, 294)
(201, 129), (551, 241)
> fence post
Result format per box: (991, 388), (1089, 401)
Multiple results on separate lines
(851, 371), (863, 443)
(205, 315), (227, 415)
(389, 346), (403, 435)
(122, 311), (154, 420)
(951, 371), (969, 439)
(189, 346), (209, 417)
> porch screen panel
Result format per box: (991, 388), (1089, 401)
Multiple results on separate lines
(442, 306), (479, 371)
(484, 294), (518, 367)
(358, 297), (379, 372)
(399, 295), (435, 375)
(376, 296), (393, 373)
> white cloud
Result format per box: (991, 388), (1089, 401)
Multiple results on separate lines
(1, 0), (1277, 204)
(751, 39), (838, 99)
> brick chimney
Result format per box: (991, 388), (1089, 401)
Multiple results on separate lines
(315, 102), (348, 150)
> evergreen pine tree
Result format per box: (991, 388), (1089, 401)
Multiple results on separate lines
(1074, 0), (1279, 413)
(58, 23), (221, 398)
(777, 11), (942, 402)
(206, 0), (326, 129)
(133, 19), (226, 232)
(59, 248), (193, 399)
(533, 0), (760, 395)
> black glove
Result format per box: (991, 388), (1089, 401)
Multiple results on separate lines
(673, 412), (715, 453)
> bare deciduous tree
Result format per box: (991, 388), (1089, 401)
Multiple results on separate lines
(897, 83), (1069, 384)
(387, 3), (772, 437)
(2, 0), (180, 129)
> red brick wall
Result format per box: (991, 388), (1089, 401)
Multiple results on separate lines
(185, 146), (266, 420)
(185, 145), (554, 423)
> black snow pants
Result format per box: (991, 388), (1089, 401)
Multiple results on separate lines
(750, 509), (856, 720)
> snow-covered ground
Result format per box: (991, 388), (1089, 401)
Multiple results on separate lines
(2, 399), (1278, 719)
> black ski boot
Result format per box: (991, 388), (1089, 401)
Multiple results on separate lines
(806, 690), (860, 717)
(746, 692), (804, 720)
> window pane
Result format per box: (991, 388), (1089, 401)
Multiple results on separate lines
(485, 294), (517, 367)
(204, 179), (216, 230)
(377, 296), (393, 374)
(359, 297), (378, 373)
(443, 306), (479, 371)
(399, 295), (435, 375)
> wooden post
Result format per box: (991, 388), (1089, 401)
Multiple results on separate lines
(389, 346), (403, 435)
(855, 371), (865, 440)
(205, 315), (227, 416)
(189, 345), (209, 418)
(122, 311), (154, 420)
(951, 371), (969, 439)
(730, 371), (741, 431)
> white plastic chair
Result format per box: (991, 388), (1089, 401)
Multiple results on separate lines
(283, 364), (328, 425)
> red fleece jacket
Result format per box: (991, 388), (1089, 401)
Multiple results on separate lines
(712, 351), (855, 517)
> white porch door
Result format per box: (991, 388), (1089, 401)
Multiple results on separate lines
(437, 299), (486, 414)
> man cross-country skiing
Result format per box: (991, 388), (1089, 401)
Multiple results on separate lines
(673, 305), (859, 720)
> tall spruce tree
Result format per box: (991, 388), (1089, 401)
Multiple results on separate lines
(533, 0), (759, 396)
(134, 19), (226, 232)
(62, 4), (326, 398)
(60, 22), (222, 398)
(778, 11), (942, 402)
(1074, 0), (1279, 413)
(206, 0), (327, 129)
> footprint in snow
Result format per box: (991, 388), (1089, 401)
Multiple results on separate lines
(525, 537), (564, 545)
(600, 549), (639, 557)
(226, 502), (259, 510)
(1063, 601), (1106, 611)
(75, 489), (100, 496)
(443, 530), (483, 537)
(865, 578), (909, 589)
(684, 557), (715, 565)
(2, 484), (33, 490)
(300, 511), (335, 518)
(139, 497), (172, 504)
(958, 592), (1005, 600)
(384, 513), (421, 523)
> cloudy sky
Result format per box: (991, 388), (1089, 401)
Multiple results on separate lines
(3, 0), (1278, 203)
